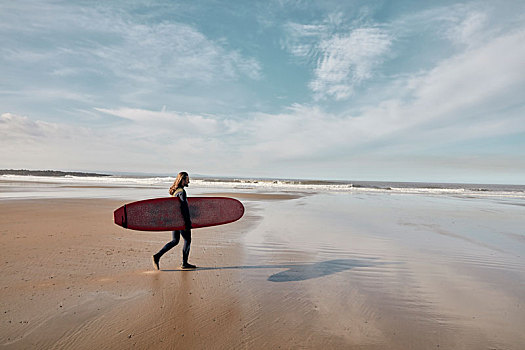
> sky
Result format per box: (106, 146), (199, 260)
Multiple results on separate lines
(1, 0), (525, 183)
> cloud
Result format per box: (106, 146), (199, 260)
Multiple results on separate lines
(0, 113), (96, 169)
(410, 28), (525, 120)
(0, 111), (211, 171)
(2, 88), (95, 104)
(283, 17), (393, 100)
(0, 113), (86, 142)
(243, 25), (525, 168)
(447, 11), (488, 46)
(310, 27), (392, 100)
(341, 28), (525, 156)
(0, 2), (262, 100)
(390, 3), (515, 50)
(86, 20), (262, 84)
(281, 22), (327, 57)
(95, 108), (230, 136)
(95, 104), (354, 163)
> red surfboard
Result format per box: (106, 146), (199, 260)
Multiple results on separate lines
(114, 197), (244, 231)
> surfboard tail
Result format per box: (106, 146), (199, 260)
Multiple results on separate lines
(113, 205), (127, 228)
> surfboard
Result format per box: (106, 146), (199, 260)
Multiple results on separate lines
(114, 197), (244, 231)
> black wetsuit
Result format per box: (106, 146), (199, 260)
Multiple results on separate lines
(155, 187), (192, 263)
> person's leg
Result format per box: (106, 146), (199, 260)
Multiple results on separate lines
(158, 231), (181, 256)
(152, 231), (181, 270)
(180, 229), (195, 268)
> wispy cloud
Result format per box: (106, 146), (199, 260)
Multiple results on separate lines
(0, 2), (261, 106)
(446, 11), (488, 46)
(283, 16), (393, 100)
(84, 20), (262, 83)
(95, 108), (228, 136)
(0, 113), (98, 169)
(310, 27), (392, 100)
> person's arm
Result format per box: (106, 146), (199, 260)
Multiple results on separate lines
(176, 190), (192, 230)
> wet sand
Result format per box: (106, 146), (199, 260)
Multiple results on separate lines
(1, 192), (525, 349)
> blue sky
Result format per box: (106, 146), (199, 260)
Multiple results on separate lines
(1, 0), (524, 183)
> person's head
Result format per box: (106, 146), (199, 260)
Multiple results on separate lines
(169, 172), (189, 195)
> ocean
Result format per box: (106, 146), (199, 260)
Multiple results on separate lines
(1, 173), (524, 200)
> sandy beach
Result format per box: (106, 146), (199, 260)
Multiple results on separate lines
(1, 187), (525, 349)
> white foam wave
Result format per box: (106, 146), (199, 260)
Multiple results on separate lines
(2, 175), (524, 199)
(193, 180), (524, 198)
(0, 174), (174, 187)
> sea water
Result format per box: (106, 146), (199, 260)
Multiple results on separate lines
(1, 174), (524, 200)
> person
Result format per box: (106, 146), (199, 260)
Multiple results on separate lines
(152, 172), (197, 270)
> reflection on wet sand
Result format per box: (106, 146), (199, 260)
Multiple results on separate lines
(162, 258), (387, 282)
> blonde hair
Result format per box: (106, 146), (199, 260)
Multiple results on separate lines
(169, 172), (188, 195)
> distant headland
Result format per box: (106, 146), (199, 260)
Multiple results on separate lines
(0, 169), (111, 177)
